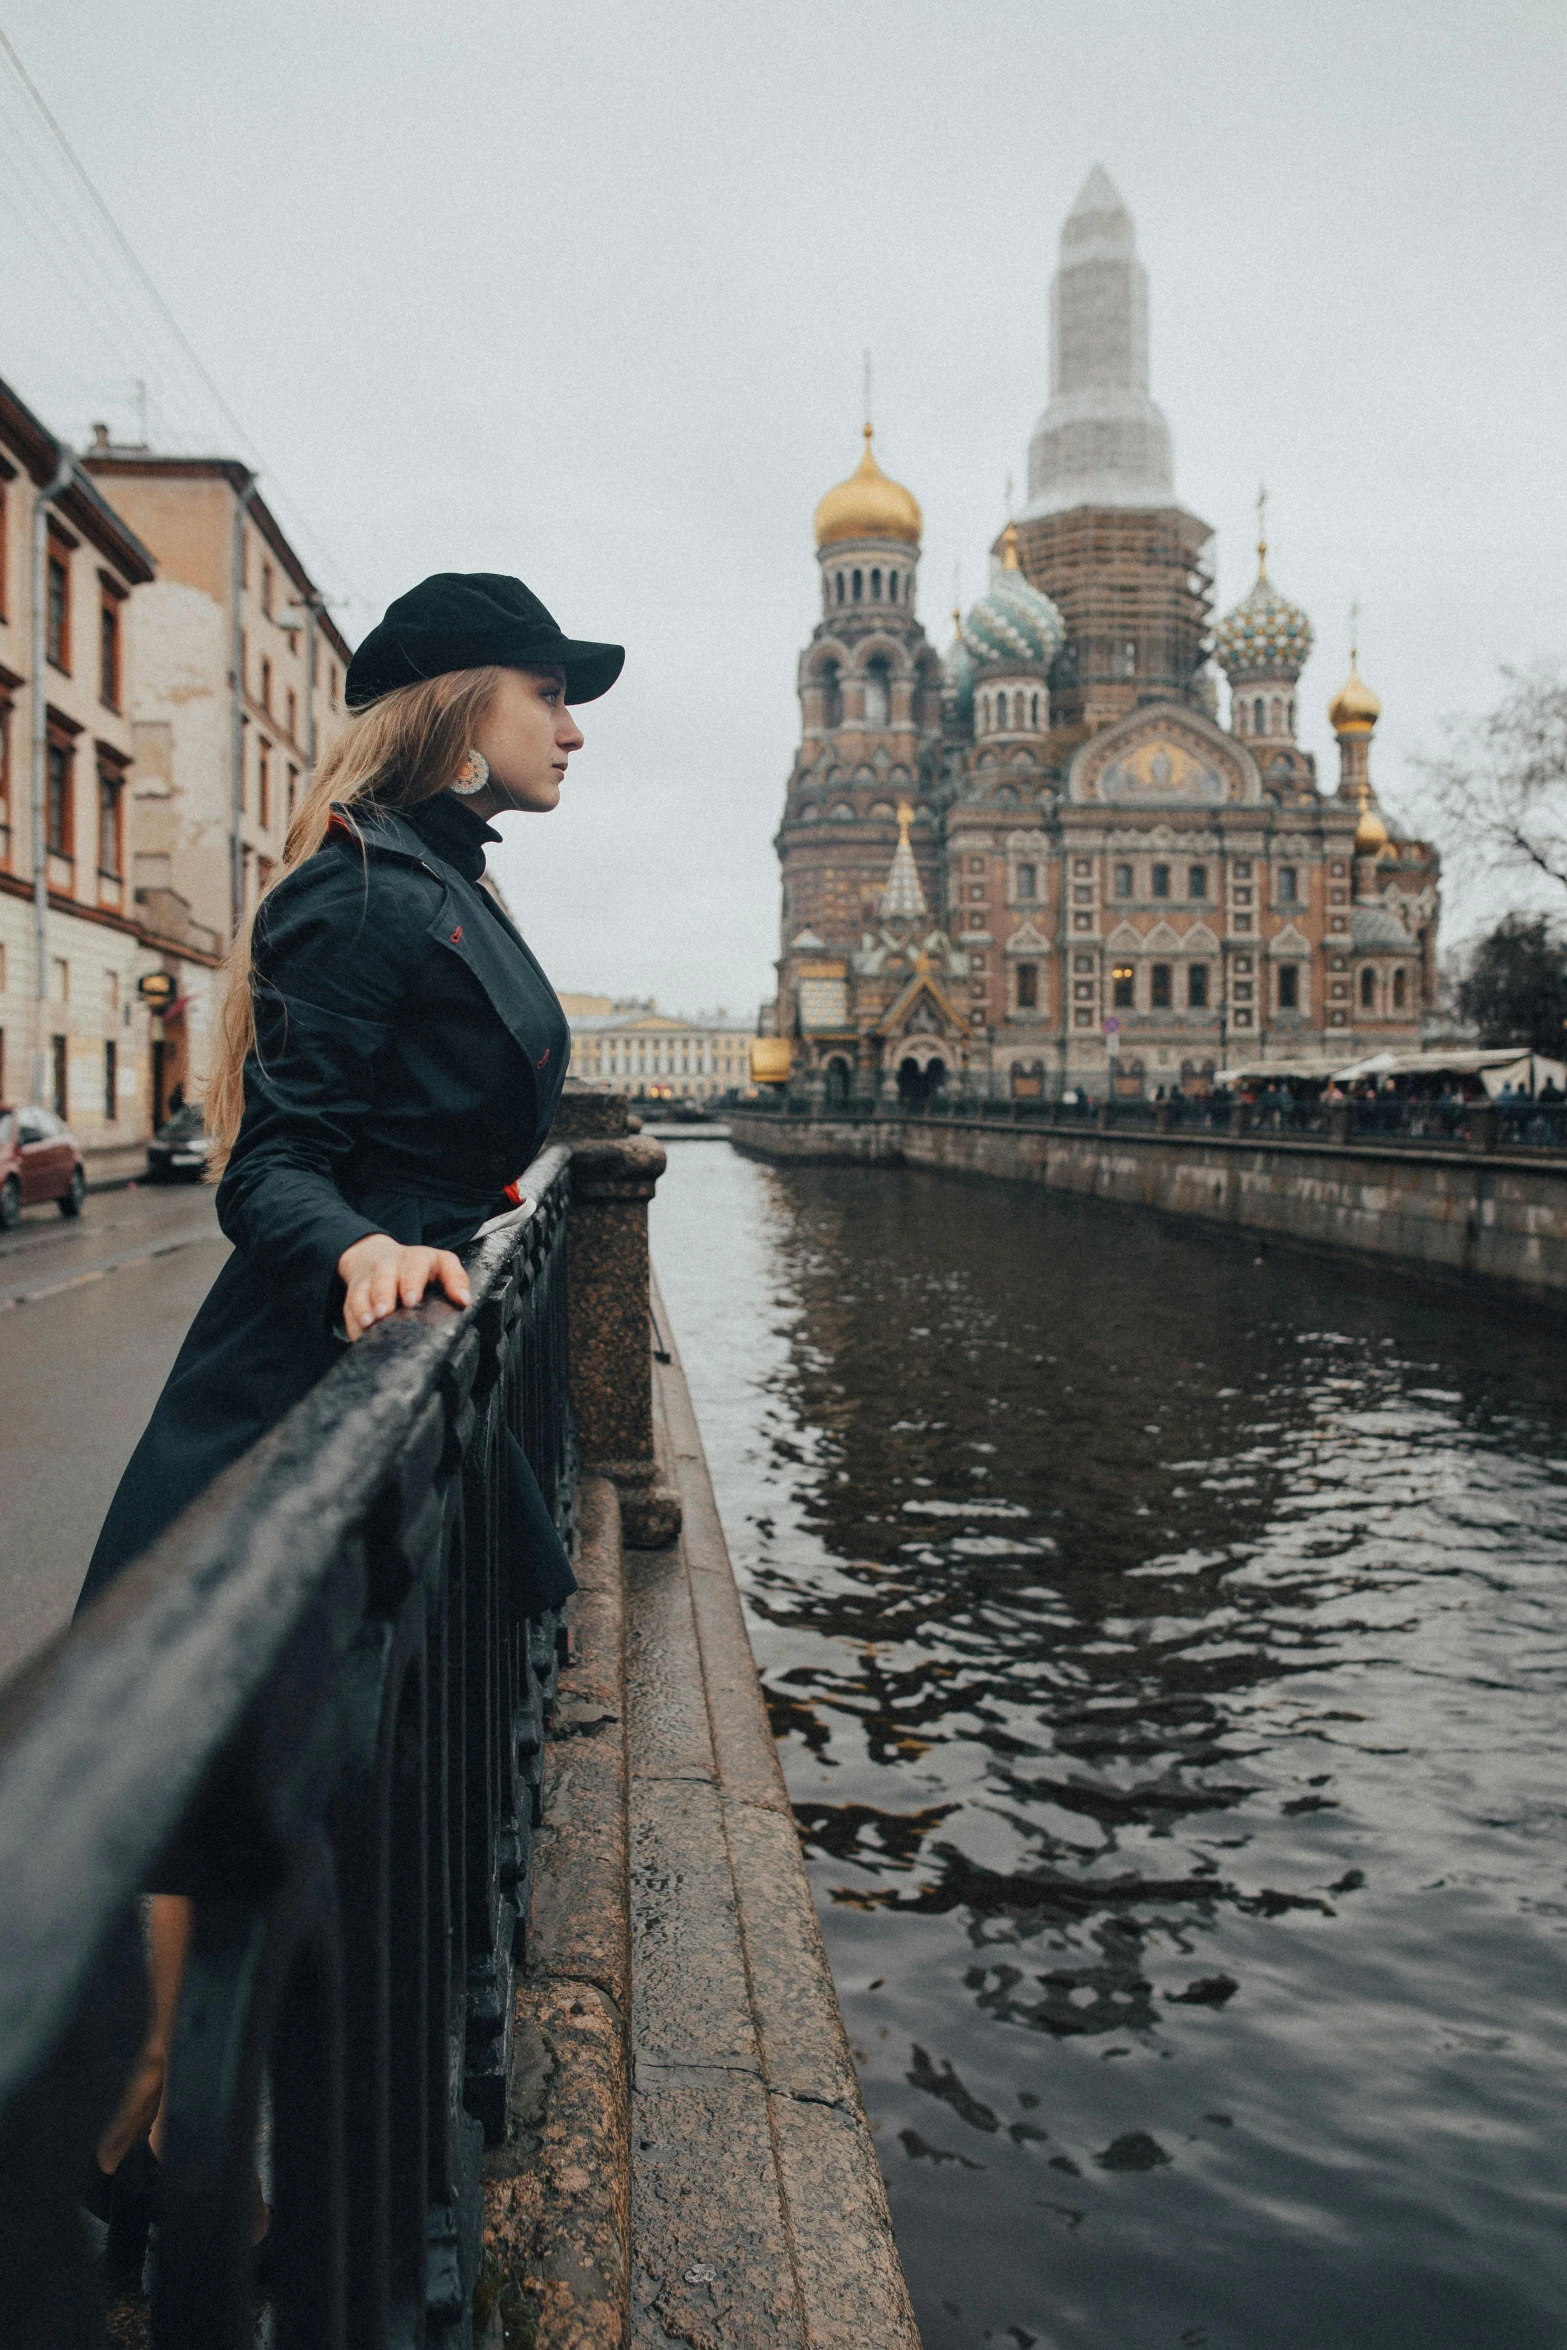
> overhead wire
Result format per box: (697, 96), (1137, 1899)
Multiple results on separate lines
(0, 21), (372, 621)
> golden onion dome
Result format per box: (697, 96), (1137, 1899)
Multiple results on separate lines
(1354, 792), (1390, 855)
(814, 425), (922, 549)
(1329, 657), (1382, 734)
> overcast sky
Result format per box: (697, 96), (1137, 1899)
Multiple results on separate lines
(3, 0), (1564, 1014)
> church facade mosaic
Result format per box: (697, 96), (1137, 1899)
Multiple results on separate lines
(770, 169), (1440, 1103)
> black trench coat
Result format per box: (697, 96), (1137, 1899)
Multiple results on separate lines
(77, 791), (573, 1615)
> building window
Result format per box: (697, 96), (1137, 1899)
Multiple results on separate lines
(1359, 967), (1376, 1010)
(1152, 863), (1170, 899)
(104, 1038), (117, 1122)
(1271, 697), (1284, 734)
(820, 658), (843, 728)
(1016, 862), (1036, 899)
(1393, 967), (1407, 1011)
(870, 567), (882, 600)
(835, 572), (845, 605)
(261, 655), (272, 712)
(1188, 864), (1207, 899)
(287, 686), (297, 740)
(1030, 692), (1040, 727)
(98, 768), (123, 877)
(1016, 961), (1038, 1010)
(100, 586), (122, 709)
(262, 560), (274, 618)
(852, 569), (863, 603)
(1278, 963), (1300, 1012)
(288, 762), (300, 823)
(1151, 962), (1172, 1009)
(1277, 865), (1298, 903)
(46, 543), (70, 670)
(863, 658), (890, 726)
(258, 743), (271, 829)
(1112, 964), (1134, 1009)
(0, 693), (11, 868)
(1253, 695), (1266, 734)
(1114, 862), (1133, 898)
(887, 572), (898, 604)
(1188, 963), (1209, 1010)
(46, 739), (73, 858)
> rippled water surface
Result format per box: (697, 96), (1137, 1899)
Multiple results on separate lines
(649, 1147), (1567, 2350)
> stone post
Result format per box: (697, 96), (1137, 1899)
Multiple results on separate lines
(554, 1091), (682, 1548)
(1154, 1101), (1172, 1135)
(1469, 1102), (1498, 1154)
(1328, 1104), (1351, 1147)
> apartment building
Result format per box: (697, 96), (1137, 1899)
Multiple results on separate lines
(81, 439), (356, 1117)
(561, 997), (754, 1101)
(0, 377), (160, 1176)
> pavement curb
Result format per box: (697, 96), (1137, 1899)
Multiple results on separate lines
(482, 1475), (633, 2349)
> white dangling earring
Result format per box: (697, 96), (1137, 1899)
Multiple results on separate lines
(451, 748), (490, 796)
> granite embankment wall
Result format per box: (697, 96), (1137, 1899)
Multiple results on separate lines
(729, 1112), (1567, 1301)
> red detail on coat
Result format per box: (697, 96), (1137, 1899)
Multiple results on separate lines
(536, 1046), (551, 1069)
(502, 1178), (524, 1206)
(326, 811), (354, 841)
(449, 926), (463, 943)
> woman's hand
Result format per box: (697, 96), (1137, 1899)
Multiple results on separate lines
(336, 1232), (472, 1339)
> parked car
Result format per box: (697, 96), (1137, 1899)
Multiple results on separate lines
(0, 1105), (86, 1227)
(146, 1102), (214, 1183)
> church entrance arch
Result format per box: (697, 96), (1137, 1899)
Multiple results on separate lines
(897, 1053), (948, 1109)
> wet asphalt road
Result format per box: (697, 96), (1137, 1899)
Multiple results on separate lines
(0, 1180), (228, 1680)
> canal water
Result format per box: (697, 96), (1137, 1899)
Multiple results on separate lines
(650, 1146), (1567, 2350)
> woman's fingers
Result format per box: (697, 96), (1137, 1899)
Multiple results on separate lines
(341, 1244), (473, 1339)
(436, 1250), (473, 1310)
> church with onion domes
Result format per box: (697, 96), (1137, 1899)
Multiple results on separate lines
(770, 169), (1441, 1105)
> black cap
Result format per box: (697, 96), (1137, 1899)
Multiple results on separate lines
(345, 572), (624, 710)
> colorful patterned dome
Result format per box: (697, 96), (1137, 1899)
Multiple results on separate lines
(1215, 561), (1314, 684)
(958, 526), (1065, 677)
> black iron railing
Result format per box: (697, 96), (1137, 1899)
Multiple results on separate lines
(0, 1143), (574, 2348)
(753, 1090), (1567, 1156)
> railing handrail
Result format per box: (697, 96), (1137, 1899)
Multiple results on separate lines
(0, 1142), (565, 2092)
(0, 1140), (574, 2341)
(738, 1094), (1567, 1160)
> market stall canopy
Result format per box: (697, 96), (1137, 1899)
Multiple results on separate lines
(1330, 1047), (1567, 1093)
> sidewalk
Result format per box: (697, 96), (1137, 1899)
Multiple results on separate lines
(481, 1295), (919, 2350)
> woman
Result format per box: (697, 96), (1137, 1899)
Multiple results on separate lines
(81, 569), (623, 2263)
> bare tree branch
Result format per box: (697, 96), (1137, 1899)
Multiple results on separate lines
(1411, 664), (1567, 904)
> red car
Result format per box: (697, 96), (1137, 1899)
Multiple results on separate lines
(0, 1105), (86, 1228)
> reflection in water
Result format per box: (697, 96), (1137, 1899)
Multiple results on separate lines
(651, 1149), (1567, 2350)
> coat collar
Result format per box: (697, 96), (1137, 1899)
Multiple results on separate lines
(331, 801), (566, 1080)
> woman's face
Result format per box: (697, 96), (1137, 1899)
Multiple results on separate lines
(467, 666), (585, 816)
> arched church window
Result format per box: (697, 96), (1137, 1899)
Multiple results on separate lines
(1271, 697), (1284, 734)
(871, 568), (882, 600)
(852, 569), (863, 602)
(1393, 967), (1407, 1010)
(887, 572), (898, 604)
(1359, 966), (1376, 1010)
(1014, 692), (1025, 729)
(863, 658), (890, 727)
(1254, 696), (1266, 735)
(1288, 697), (1296, 733)
(1030, 693), (1040, 727)
(835, 572), (845, 605)
(820, 659), (843, 729)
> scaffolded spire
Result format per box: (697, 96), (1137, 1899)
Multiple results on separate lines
(878, 801), (928, 922)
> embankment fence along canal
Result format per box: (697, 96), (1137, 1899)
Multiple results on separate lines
(729, 1102), (1567, 1299)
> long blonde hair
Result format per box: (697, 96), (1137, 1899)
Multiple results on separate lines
(205, 665), (504, 1172)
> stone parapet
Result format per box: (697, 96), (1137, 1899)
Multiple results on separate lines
(729, 1108), (1567, 1300)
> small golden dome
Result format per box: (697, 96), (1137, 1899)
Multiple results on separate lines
(999, 521), (1021, 570)
(1354, 795), (1389, 855)
(1329, 657), (1382, 734)
(814, 425), (922, 550)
